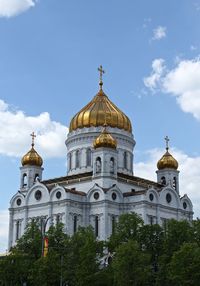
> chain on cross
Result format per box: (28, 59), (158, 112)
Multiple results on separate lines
(30, 132), (36, 147)
(98, 65), (105, 89)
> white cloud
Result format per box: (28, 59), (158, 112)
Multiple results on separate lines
(0, 0), (36, 18)
(152, 26), (167, 40)
(143, 58), (166, 90)
(144, 57), (200, 120)
(135, 148), (200, 218)
(0, 99), (68, 158)
(0, 210), (9, 253)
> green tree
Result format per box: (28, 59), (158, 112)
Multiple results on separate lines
(169, 243), (200, 286)
(67, 226), (103, 286)
(108, 212), (144, 251)
(112, 240), (150, 286)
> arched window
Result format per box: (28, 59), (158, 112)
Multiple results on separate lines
(16, 221), (20, 240)
(76, 150), (81, 168)
(34, 174), (39, 182)
(68, 153), (72, 171)
(95, 216), (99, 238)
(96, 157), (101, 173)
(173, 177), (177, 190)
(86, 148), (92, 166)
(110, 158), (114, 174)
(123, 151), (127, 169)
(23, 174), (27, 187)
(74, 215), (77, 233)
(161, 176), (166, 185)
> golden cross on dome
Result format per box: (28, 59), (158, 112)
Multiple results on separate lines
(164, 136), (170, 150)
(30, 132), (36, 147)
(98, 65), (105, 89)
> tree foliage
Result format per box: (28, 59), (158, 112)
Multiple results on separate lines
(1, 214), (200, 286)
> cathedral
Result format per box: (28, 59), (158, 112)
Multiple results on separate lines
(8, 66), (193, 249)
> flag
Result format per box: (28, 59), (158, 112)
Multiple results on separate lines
(43, 237), (49, 257)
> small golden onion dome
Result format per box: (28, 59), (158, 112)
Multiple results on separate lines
(69, 89), (132, 133)
(157, 137), (178, 170)
(21, 132), (43, 167)
(21, 146), (43, 167)
(93, 125), (117, 149)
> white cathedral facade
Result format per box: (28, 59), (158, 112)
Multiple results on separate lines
(8, 68), (193, 249)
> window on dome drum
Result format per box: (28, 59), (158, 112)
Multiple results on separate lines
(110, 157), (114, 174)
(161, 176), (166, 185)
(123, 151), (128, 169)
(86, 148), (92, 166)
(95, 216), (99, 238)
(68, 153), (72, 171)
(16, 221), (20, 240)
(173, 177), (177, 190)
(23, 173), (27, 187)
(75, 150), (81, 168)
(96, 157), (101, 173)
(74, 215), (77, 233)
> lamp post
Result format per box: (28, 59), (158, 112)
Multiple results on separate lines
(41, 216), (51, 257)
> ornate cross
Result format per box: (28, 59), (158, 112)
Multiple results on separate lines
(30, 132), (36, 147)
(164, 136), (170, 150)
(98, 65), (105, 89)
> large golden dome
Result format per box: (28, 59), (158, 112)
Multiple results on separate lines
(69, 81), (132, 133)
(93, 125), (117, 149)
(21, 133), (43, 167)
(157, 137), (178, 170)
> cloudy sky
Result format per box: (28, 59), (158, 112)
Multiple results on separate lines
(0, 0), (200, 252)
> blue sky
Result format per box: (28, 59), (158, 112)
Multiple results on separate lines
(1, 0), (200, 252)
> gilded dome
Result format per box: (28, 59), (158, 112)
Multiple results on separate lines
(69, 88), (132, 133)
(157, 149), (178, 170)
(21, 146), (43, 167)
(21, 133), (43, 167)
(93, 125), (117, 149)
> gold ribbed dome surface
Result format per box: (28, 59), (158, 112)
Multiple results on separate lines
(157, 150), (178, 170)
(93, 125), (117, 149)
(22, 146), (43, 167)
(69, 89), (132, 133)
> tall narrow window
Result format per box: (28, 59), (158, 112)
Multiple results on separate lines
(96, 157), (101, 173)
(68, 153), (72, 171)
(149, 216), (154, 225)
(110, 158), (114, 174)
(86, 148), (92, 166)
(74, 215), (77, 233)
(23, 174), (27, 187)
(16, 221), (20, 240)
(112, 216), (116, 234)
(173, 177), (177, 190)
(124, 152), (127, 169)
(56, 214), (60, 225)
(34, 174), (39, 182)
(76, 150), (80, 168)
(95, 216), (99, 238)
